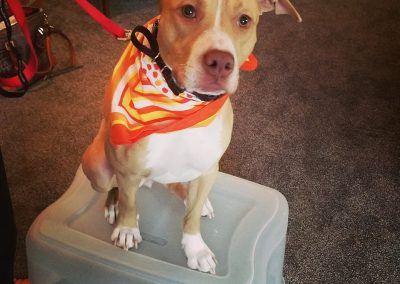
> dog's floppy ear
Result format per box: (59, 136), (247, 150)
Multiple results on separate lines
(259, 0), (302, 23)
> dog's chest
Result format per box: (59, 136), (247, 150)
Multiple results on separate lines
(145, 114), (224, 184)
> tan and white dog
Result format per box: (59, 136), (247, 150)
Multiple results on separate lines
(82, 0), (301, 274)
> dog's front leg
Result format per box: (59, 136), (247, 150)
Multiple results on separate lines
(182, 164), (218, 274)
(110, 173), (142, 250)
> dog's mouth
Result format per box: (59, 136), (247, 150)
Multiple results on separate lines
(192, 80), (228, 96)
(186, 87), (225, 97)
(178, 80), (227, 101)
(173, 66), (238, 98)
(196, 75), (238, 96)
(174, 49), (239, 97)
(177, 78), (232, 99)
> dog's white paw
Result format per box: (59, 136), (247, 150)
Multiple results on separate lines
(111, 226), (142, 250)
(181, 233), (217, 274)
(201, 198), (215, 219)
(104, 201), (119, 224)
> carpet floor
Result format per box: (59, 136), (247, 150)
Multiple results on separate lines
(1, 0), (399, 282)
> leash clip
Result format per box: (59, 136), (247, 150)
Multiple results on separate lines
(117, 29), (132, 41)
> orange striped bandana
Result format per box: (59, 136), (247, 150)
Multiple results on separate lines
(108, 17), (228, 145)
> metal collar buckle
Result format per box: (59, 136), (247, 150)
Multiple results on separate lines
(117, 29), (132, 41)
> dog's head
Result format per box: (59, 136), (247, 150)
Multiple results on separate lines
(157, 0), (301, 96)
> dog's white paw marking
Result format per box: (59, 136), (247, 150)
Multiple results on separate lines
(111, 226), (142, 250)
(139, 178), (153, 188)
(184, 198), (215, 219)
(181, 233), (217, 274)
(104, 202), (119, 224)
(201, 198), (215, 219)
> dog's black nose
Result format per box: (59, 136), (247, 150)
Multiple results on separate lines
(203, 50), (234, 78)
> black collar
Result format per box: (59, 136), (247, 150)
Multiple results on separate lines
(130, 20), (225, 102)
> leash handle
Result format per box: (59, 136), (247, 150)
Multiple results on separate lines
(130, 22), (185, 96)
(130, 25), (158, 58)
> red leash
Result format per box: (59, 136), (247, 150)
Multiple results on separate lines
(74, 0), (130, 40)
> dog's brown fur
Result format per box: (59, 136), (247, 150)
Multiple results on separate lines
(82, 0), (301, 273)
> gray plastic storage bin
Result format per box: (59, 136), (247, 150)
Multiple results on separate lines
(26, 165), (288, 284)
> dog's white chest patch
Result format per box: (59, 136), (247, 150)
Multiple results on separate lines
(145, 114), (224, 184)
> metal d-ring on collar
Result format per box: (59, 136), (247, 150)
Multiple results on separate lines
(130, 20), (225, 102)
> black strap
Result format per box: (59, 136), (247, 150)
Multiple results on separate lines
(130, 21), (224, 102)
(131, 24), (185, 96)
(0, 0), (29, 98)
(0, 147), (17, 284)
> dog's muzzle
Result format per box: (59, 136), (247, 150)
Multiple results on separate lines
(130, 21), (226, 102)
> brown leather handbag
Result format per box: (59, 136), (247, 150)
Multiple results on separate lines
(0, 1), (78, 97)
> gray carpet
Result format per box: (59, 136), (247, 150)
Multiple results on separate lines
(1, 0), (399, 282)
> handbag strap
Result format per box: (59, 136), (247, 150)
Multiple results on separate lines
(0, 0), (38, 97)
(36, 26), (78, 76)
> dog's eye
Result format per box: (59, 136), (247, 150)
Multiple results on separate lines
(238, 14), (251, 27)
(182, 5), (196, 18)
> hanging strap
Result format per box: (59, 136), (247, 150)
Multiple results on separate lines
(130, 23), (185, 97)
(36, 25), (78, 76)
(0, 0), (38, 91)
